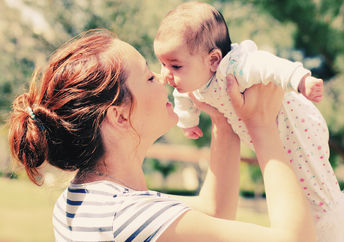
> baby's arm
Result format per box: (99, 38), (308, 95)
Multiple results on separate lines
(242, 50), (311, 92)
(173, 89), (202, 138)
(218, 40), (320, 99)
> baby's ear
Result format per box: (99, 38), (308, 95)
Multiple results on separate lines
(208, 49), (222, 72)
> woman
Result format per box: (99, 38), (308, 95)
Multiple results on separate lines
(8, 29), (315, 241)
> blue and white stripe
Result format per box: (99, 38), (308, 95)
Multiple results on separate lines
(53, 180), (189, 241)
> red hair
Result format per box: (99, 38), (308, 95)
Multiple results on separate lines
(8, 29), (131, 185)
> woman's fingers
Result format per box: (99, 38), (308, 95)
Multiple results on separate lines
(226, 74), (257, 119)
(189, 93), (218, 115)
(226, 74), (284, 125)
(226, 74), (244, 112)
(189, 93), (227, 122)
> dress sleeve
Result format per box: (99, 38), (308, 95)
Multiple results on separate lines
(112, 191), (190, 242)
(217, 39), (310, 92)
(173, 89), (200, 128)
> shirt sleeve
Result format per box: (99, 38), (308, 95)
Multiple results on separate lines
(112, 192), (190, 242)
(173, 89), (201, 128)
(217, 40), (311, 93)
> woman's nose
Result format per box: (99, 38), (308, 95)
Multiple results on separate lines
(154, 72), (165, 85)
(160, 65), (168, 77)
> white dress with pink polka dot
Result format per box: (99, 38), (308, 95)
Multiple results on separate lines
(173, 40), (344, 241)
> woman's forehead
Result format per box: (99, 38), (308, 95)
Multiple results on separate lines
(115, 40), (147, 72)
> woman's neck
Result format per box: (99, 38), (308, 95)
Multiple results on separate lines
(89, 119), (155, 190)
(74, 152), (148, 191)
(102, 140), (149, 190)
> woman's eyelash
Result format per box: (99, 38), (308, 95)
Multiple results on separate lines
(148, 76), (155, 81)
(172, 65), (181, 69)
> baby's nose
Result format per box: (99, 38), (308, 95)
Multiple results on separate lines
(160, 65), (169, 77)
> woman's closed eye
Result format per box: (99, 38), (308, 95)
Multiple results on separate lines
(148, 75), (156, 82)
(172, 65), (181, 70)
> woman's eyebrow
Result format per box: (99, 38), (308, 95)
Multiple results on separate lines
(145, 61), (151, 71)
(144, 61), (151, 75)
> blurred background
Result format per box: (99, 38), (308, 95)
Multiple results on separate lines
(0, 0), (343, 241)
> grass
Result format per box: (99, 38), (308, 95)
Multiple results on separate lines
(0, 177), (269, 242)
(0, 178), (62, 242)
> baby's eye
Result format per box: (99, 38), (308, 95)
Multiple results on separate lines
(172, 65), (181, 70)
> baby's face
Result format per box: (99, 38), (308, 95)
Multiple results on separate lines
(154, 36), (213, 93)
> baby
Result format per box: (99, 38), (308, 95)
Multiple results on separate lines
(154, 2), (344, 242)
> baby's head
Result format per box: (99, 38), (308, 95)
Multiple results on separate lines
(154, 1), (231, 92)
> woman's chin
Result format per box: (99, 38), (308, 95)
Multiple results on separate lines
(170, 111), (179, 126)
(165, 115), (178, 133)
(166, 102), (178, 121)
(153, 119), (177, 142)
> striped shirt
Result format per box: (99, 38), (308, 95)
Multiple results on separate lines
(53, 180), (190, 242)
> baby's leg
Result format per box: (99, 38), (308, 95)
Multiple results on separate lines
(278, 92), (344, 241)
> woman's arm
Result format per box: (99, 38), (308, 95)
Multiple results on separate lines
(159, 77), (316, 242)
(228, 77), (315, 241)
(175, 95), (241, 220)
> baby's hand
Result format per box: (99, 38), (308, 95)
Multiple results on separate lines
(298, 75), (323, 102)
(183, 126), (203, 139)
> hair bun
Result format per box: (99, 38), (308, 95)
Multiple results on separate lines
(8, 93), (48, 185)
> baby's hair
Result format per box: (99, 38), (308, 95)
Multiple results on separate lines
(8, 29), (132, 185)
(155, 1), (231, 56)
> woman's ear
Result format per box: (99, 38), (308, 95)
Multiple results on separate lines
(105, 105), (130, 130)
(208, 49), (222, 72)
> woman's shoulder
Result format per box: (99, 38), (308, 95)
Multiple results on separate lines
(56, 180), (187, 209)
(53, 180), (190, 241)
(112, 188), (190, 241)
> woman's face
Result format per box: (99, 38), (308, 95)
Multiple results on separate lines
(119, 40), (178, 139)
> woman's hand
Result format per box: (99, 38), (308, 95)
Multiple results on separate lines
(226, 74), (284, 129)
